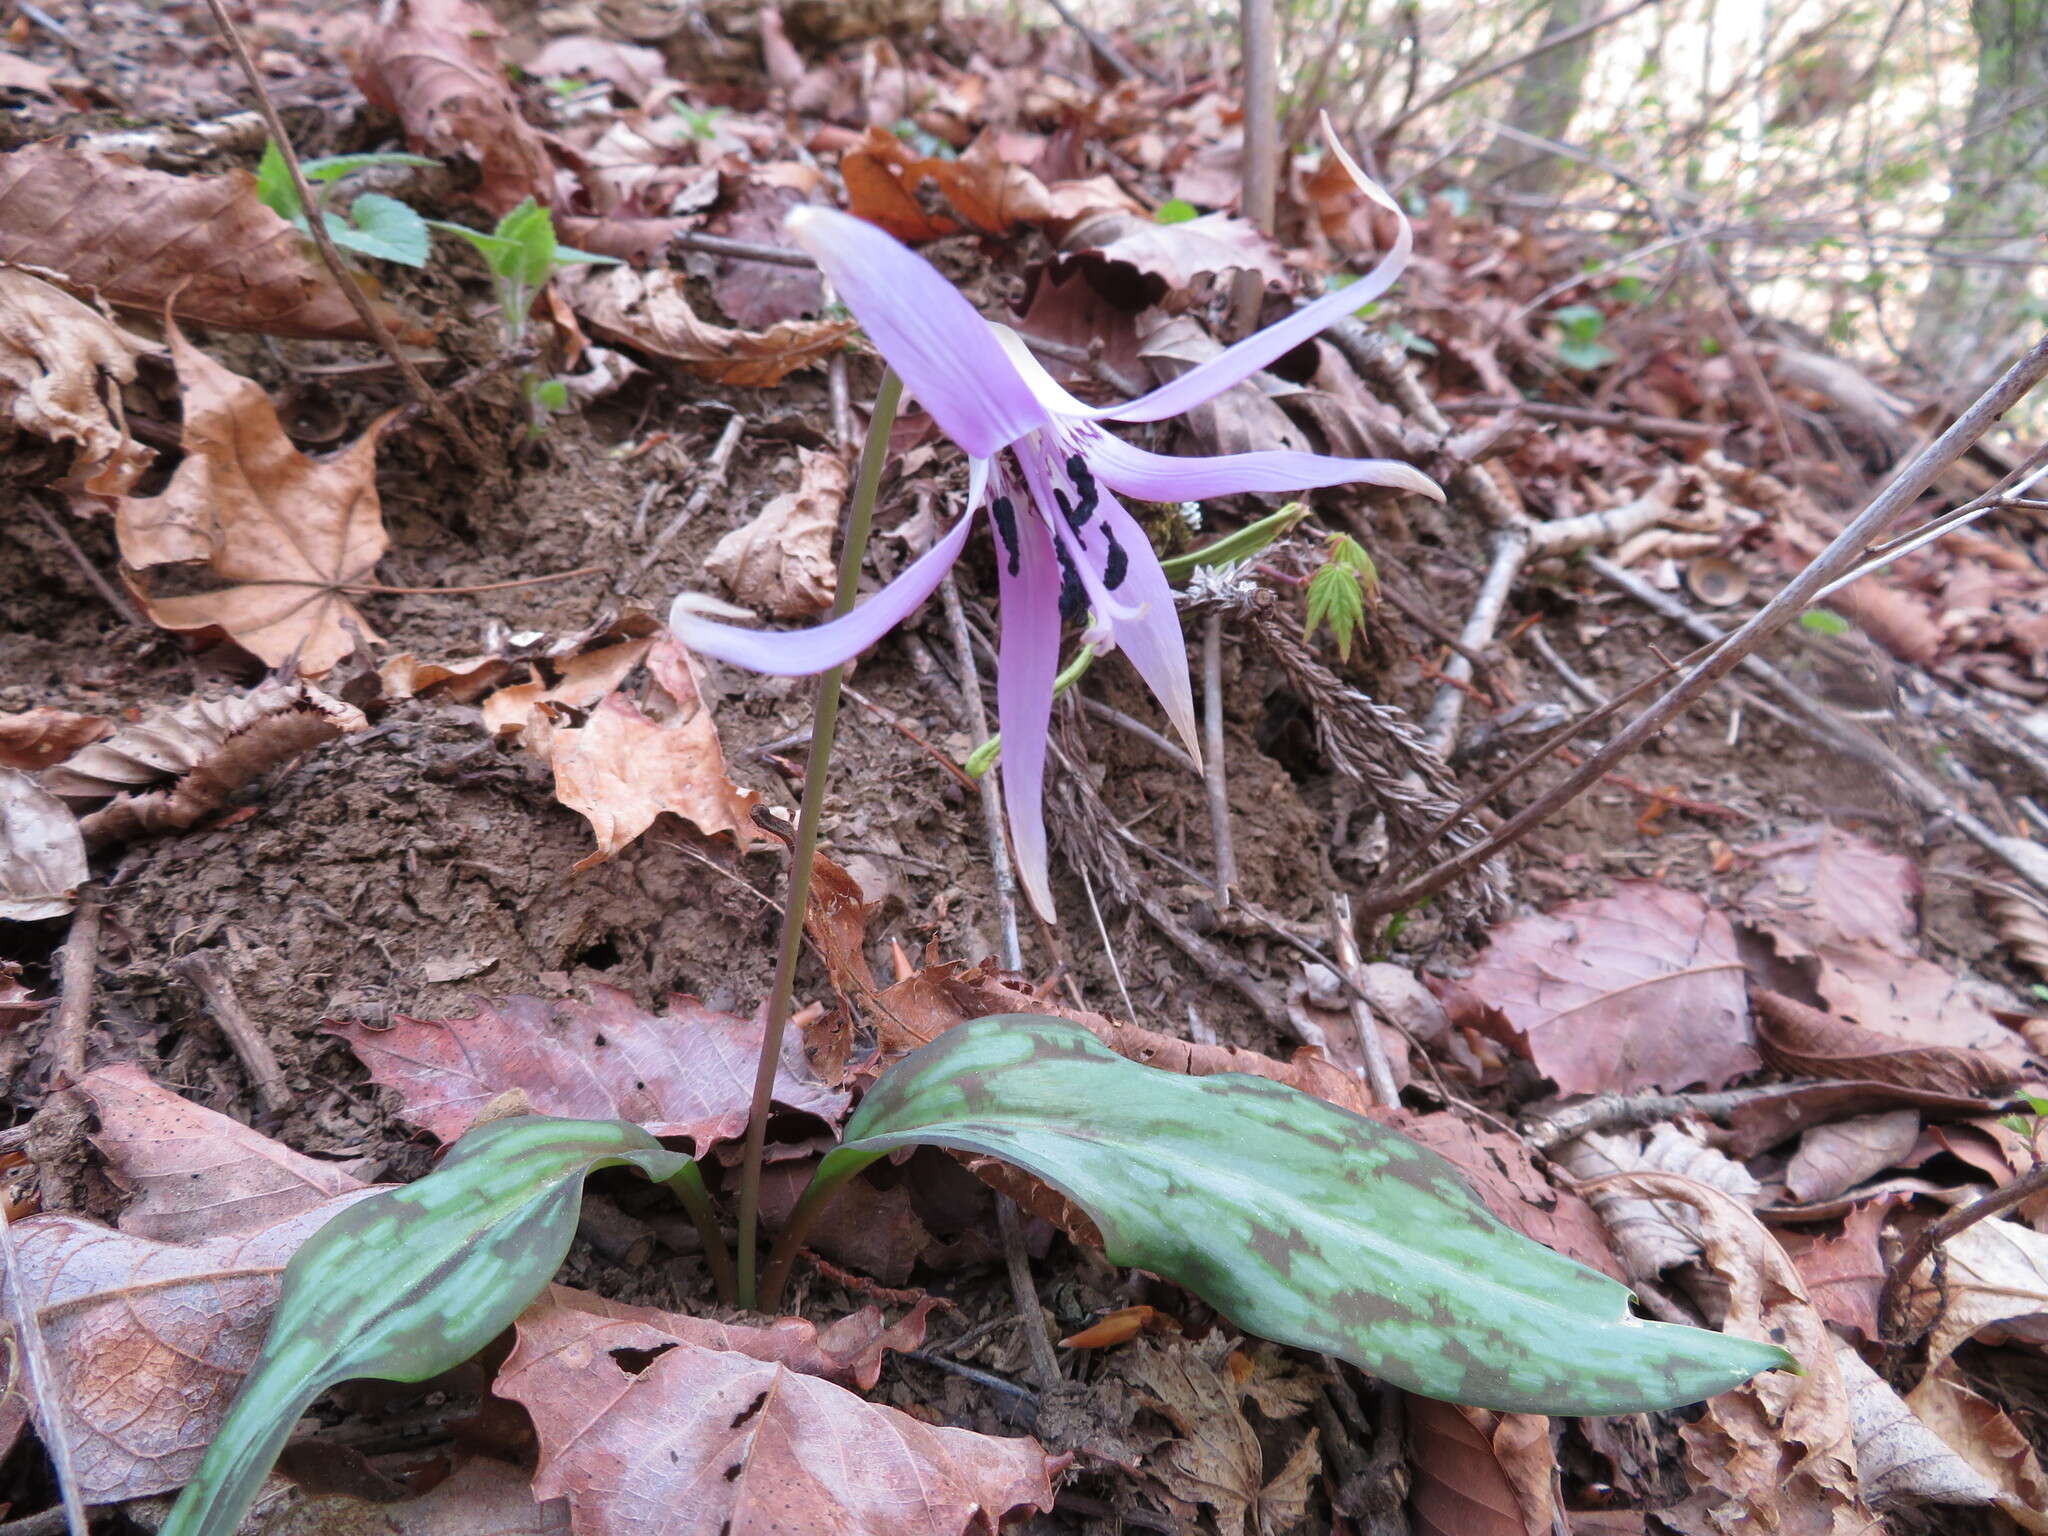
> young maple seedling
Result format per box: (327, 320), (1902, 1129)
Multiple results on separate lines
(254, 141), (439, 270)
(429, 198), (618, 431)
(1304, 530), (1380, 660)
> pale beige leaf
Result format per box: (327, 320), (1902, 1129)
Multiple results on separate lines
(40, 677), (365, 800)
(1555, 1124), (1760, 1280)
(1902, 1359), (2048, 1527)
(0, 706), (111, 771)
(547, 636), (765, 866)
(117, 325), (393, 675)
(0, 265), (155, 491)
(1836, 1343), (2011, 1514)
(1606, 1175), (1866, 1536)
(76, 1062), (367, 1242)
(0, 143), (402, 340)
(1985, 885), (2048, 983)
(1904, 1214), (2048, 1370)
(1783, 1109), (1920, 1204)
(560, 264), (855, 387)
(0, 767), (86, 920)
(706, 448), (849, 618)
(1063, 207), (1293, 292)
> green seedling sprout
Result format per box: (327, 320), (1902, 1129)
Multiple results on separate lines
(1552, 302), (1618, 371)
(429, 198), (619, 432)
(255, 142), (438, 269)
(1304, 531), (1379, 661)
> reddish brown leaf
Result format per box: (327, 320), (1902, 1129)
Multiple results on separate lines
(1719, 1079), (2002, 1159)
(1407, 1396), (1551, 1536)
(1740, 823), (1920, 959)
(0, 142), (404, 340)
(1783, 1109), (1920, 1203)
(76, 1062), (367, 1242)
(0, 706), (111, 771)
(329, 984), (848, 1150)
(352, 0), (552, 215)
(1788, 1195), (1902, 1340)
(0, 1194), (377, 1501)
(1903, 1361), (2048, 1525)
(538, 1285), (934, 1391)
(1755, 988), (2020, 1096)
(496, 1299), (1060, 1536)
(117, 325), (394, 676)
(1448, 882), (1757, 1094)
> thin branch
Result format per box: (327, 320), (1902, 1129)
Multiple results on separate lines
(1231, 0), (1280, 334)
(1881, 1159), (2048, 1341)
(28, 500), (144, 627)
(1385, 0), (1657, 134)
(1042, 0), (1160, 82)
(1201, 614), (1237, 902)
(174, 952), (292, 1116)
(199, 0), (486, 470)
(938, 578), (1023, 971)
(1330, 894), (1401, 1107)
(1360, 330), (2048, 918)
(46, 897), (99, 1089)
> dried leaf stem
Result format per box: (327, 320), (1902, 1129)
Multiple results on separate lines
(1360, 328), (2048, 919)
(199, 0), (486, 469)
(173, 952), (292, 1116)
(735, 371), (902, 1307)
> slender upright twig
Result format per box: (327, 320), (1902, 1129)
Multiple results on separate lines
(1201, 615), (1238, 902)
(1042, 0), (1160, 82)
(1232, 0), (1280, 335)
(734, 372), (903, 1306)
(1329, 894), (1401, 1107)
(199, 0), (486, 469)
(1362, 330), (2048, 918)
(1384, 0), (1657, 134)
(46, 898), (99, 1089)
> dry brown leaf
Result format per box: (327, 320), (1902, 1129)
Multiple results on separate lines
(546, 634), (765, 865)
(1787, 1195), (1899, 1340)
(378, 650), (515, 703)
(0, 265), (155, 492)
(117, 326), (394, 675)
(261, 1457), (571, 1536)
(560, 264), (855, 387)
(479, 635), (656, 748)
(1902, 1359), (2048, 1526)
(1406, 1396), (1553, 1536)
(0, 1193), (377, 1501)
(537, 1285), (934, 1392)
(1555, 1124), (1761, 1281)
(1720, 1080), (2002, 1159)
(0, 141), (403, 340)
(0, 706), (110, 771)
(1060, 207), (1293, 294)
(329, 982), (847, 1150)
(0, 767), (86, 920)
(1138, 313), (1314, 459)
(1984, 885), (2048, 983)
(496, 1298), (1060, 1536)
(1901, 1214), (2048, 1370)
(0, 960), (46, 1030)
(1783, 1109), (1920, 1203)
(1755, 988), (2020, 1097)
(352, 0), (552, 215)
(1598, 1174), (1866, 1536)
(1447, 882), (1758, 1094)
(1740, 823), (1920, 958)
(706, 447), (850, 617)
(76, 1062), (367, 1242)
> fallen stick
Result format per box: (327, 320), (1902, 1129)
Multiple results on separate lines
(46, 897), (99, 1089)
(174, 952), (293, 1116)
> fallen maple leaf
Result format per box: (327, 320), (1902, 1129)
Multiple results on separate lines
(116, 324), (394, 676)
(0, 142), (404, 340)
(0, 767), (85, 920)
(546, 634), (766, 866)
(1788, 1195), (1902, 1340)
(0, 1194), (377, 1501)
(1447, 881), (1758, 1095)
(76, 1062), (367, 1242)
(352, 0), (552, 215)
(0, 706), (110, 771)
(706, 447), (850, 617)
(497, 1299), (1060, 1536)
(0, 264), (155, 493)
(329, 983), (848, 1150)
(560, 264), (856, 387)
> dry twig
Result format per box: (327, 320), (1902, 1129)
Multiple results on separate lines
(174, 952), (292, 1115)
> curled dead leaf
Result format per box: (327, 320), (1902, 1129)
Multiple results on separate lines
(0, 142), (405, 340)
(560, 264), (855, 387)
(1555, 1124), (1760, 1281)
(0, 707), (111, 771)
(706, 447), (850, 617)
(0, 265), (155, 493)
(0, 767), (86, 921)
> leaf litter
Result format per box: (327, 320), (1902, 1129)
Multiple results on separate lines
(6, 0), (2048, 1530)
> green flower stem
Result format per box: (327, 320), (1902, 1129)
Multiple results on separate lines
(734, 368), (903, 1307)
(666, 1163), (737, 1304)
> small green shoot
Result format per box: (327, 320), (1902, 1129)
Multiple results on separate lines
(1154, 197), (1200, 224)
(1552, 303), (1617, 371)
(670, 101), (730, 140)
(1999, 1090), (2048, 1137)
(1304, 532), (1378, 661)
(429, 197), (619, 345)
(255, 142), (437, 268)
(1800, 608), (1853, 636)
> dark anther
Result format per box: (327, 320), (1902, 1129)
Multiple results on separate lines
(990, 496), (1021, 576)
(1103, 523), (1129, 591)
(1054, 539), (1087, 623)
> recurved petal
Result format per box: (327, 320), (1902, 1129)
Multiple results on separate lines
(992, 508), (1065, 923)
(669, 503), (976, 676)
(787, 206), (1049, 459)
(1081, 130), (1411, 427)
(1083, 431), (1443, 502)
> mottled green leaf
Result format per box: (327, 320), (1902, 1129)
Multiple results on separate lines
(162, 1117), (701, 1536)
(801, 1017), (1792, 1415)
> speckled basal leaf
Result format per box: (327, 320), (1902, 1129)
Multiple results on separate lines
(162, 1117), (700, 1536)
(806, 1017), (1792, 1415)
